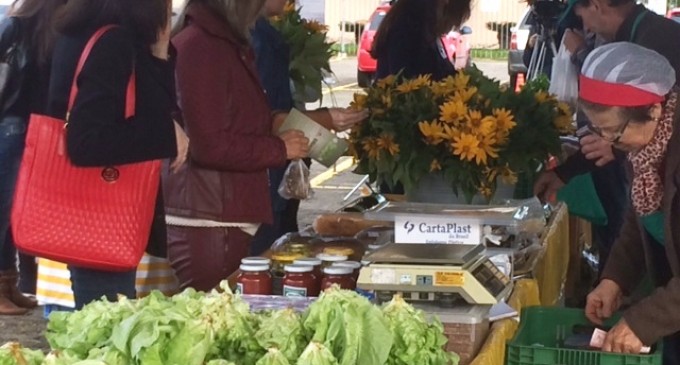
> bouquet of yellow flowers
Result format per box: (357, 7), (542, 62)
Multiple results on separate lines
(349, 68), (573, 202)
(270, 3), (335, 105)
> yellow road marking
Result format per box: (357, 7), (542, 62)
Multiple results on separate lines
(322, 82), (359, 95)
(310, 158), (355, 187)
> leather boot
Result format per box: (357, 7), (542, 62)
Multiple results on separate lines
(0, 274), (28, 315)
(0, 270), (37, 309)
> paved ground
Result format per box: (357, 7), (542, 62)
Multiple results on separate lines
(0, 57), (508, 351)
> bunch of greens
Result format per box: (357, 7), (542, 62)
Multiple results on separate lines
(254, 309), (306, 362)
(256, 348), (291, 365)
(302, 287), (392, 365)
(382, 295), (459, 365)
(296, 342), (338, 365)
(0, 343), (45, 365)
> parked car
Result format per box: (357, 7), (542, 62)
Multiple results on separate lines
(508, 8), (533, 90)
(356, 1), (473, 87)
(668, 7), (680, 23)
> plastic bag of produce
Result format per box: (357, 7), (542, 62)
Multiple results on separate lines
(278, 160), (313, 200)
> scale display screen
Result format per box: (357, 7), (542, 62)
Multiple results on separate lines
(471, 259), (511, 298)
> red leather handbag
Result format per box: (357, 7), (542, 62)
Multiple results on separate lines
(11, 25), (161, 271)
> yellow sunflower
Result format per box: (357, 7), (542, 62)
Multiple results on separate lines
(453, 72), (470, 90)
(376, 75), (397, 89)
(362, 138), (381, 160)
(452, 87), (478, 103)
(303, 19), (329, 33)
(498, 165), (518, 185)
(377, 133), (400, 156)
(466, 110), (495, 137)
(430, 159), (442, 172)
(418, 120), (446, 145)
(493, 108), (516, 133)
(554, 114), (575, 133)
(535, 91), (552, 103)
(478, 184), (493, 199)
(396, 75), (431, 93)
(350, 93), (368, 110)
(451, 133), (481, 162)
(439, 100), (468, 125)
(442, 124), (460, 141)
(430, 81), (452, 97)
(381, 93), (392, 108)
(474, 135), (499, 166)
(557, 101), (572, 116)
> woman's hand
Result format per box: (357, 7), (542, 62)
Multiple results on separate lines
(603, 319), (644, 354)
(280, 130), (309, 160)
(563, 29), (586, 54)
(170, 121), (189, 173)
(581, 134), (615, 166)
(328, 107), (368, 131)
(151, 0), (173, 60)
(586, 279), (623, 326)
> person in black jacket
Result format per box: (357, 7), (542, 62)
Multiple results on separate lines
(0, 0), (66, 316)
(372, 0), (472, 82)
(46, 0), (188, 309)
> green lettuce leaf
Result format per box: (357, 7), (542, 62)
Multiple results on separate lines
(254, 309), (306, 362)
(296, 342), (338, 365)
(0, 343), (44, 365)
(382, 295), (459, 365)
(255, 348), (291, 365)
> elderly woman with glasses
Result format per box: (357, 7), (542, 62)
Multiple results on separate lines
(582, 42), (680, 362)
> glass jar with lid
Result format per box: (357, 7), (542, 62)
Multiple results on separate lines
(321, 266), (356, 291)
(236, 264), (272, 295)
(241, 256), (271, 266)
(283, 264), (319, 297)
(294, 257), (323, 279)
(317, 253), (349, 269)
(271, 252), (304, 277)
(332, 261), (362, 280)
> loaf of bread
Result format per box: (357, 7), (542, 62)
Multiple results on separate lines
(313, 213), (392, 237)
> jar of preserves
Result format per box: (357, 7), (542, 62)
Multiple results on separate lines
(236, 264), (272, 295)
(271, 252), (303, 277)
(323, 246), (355, 257)
(283, 264), (319, 297)
(241, 256), (271, 266)
(293, 257), (323, 279)
(332, 261), (362, 280)
(321, 266), (355, 291)
(317, 253), (349, 269)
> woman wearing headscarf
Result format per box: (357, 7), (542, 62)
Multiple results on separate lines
(581, 42), (680, 363)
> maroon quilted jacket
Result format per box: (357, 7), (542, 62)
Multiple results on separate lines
(164, 3), (287, 224)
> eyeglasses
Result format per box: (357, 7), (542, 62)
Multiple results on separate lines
(587, 118), (631, 143)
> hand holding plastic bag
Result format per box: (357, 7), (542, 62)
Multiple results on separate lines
(549, 36), (579, 108)
(278, 159), (313, 200)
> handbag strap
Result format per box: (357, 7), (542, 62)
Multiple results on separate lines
(67, 25), (135, 120)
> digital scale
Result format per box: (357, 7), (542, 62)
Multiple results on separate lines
(357, 243), (512, 306)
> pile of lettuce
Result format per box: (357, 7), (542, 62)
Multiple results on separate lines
(1, 284), (459, 365)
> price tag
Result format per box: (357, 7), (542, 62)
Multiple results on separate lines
(394, 214), (481, 244)
(434, 272), (465, 287)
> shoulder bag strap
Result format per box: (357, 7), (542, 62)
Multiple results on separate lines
(67, 25), (136, 121)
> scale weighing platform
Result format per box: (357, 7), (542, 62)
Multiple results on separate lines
(357, 243), (512, 306)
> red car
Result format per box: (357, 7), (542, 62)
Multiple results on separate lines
(357, 2), (473, 87)
(668, 7), (680, 23)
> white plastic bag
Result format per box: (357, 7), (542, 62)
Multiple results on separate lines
(549, 37), (579, 108)
(278, 159), (314, 200)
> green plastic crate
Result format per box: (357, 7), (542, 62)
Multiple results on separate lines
(506, 307), (662, 365)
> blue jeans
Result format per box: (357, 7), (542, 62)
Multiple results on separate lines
(0, 117), (26, 271)
(68, 266), (136, 309)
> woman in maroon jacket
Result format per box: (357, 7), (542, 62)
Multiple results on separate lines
(165, 0), (309, 291)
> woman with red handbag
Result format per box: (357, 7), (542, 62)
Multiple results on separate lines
(41, 0), (189, 309)
(165, 0), (310, 291)
(0, 0), (67, 315)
